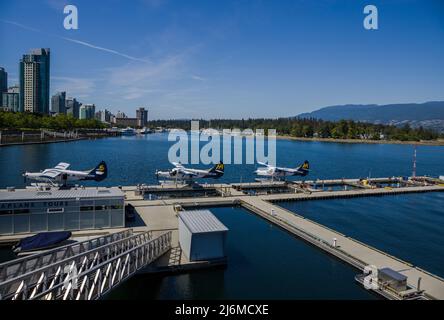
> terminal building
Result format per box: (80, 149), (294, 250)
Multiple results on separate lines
(0, 188), (125, 235)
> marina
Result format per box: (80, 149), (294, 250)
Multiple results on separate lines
(1, 175), (444, 300)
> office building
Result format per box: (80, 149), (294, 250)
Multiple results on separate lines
(19, 48), (50, 113)
(2, 86), (20, 112)
(51, 91), (66, 114)
(0, 67), (7, 94)
(66, 97), (80, 119)
(96, 109), (112, 123)
(115, 111), (126, 119)
(79, 104), (96, 120)
(136, 107), (149, 127)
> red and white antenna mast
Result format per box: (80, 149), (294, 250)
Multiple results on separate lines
(412, 145), (417, 178)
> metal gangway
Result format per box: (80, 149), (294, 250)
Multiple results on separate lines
(0, 229), (172, 300)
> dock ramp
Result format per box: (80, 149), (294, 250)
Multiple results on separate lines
(0, 230), (172, 300)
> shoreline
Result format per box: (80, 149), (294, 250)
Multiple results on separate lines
(0, 137), (87, 147)
(276, 135), (444, 146)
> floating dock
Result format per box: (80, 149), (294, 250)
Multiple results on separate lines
(1, 175), (444, 300)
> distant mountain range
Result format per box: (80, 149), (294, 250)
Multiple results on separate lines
(296, 101), (444, 133)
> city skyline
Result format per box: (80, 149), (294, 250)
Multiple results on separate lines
(0, 0), (444, 119)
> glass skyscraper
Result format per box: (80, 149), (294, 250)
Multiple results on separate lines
(0, 67), (7, 95)
(51, 91), (66, 114)
(19, 48), (50, 113)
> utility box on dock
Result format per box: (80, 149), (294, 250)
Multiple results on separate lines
(178, 210), (228, 261)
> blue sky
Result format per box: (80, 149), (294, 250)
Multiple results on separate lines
(0, 0), (443, 119)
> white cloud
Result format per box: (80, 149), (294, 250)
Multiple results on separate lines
(52, 76), (97, 99)
(191, 75), (206, 81)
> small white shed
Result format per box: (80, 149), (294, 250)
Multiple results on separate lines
(178, 210), (228, 261)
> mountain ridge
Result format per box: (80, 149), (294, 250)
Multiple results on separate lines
(296, 101), (444, 132)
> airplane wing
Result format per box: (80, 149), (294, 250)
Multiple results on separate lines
(257, 162), (270, 167)
(54, 162), (71, 170)
(41, 169), (63, 179)
(172, 162), (184, 168)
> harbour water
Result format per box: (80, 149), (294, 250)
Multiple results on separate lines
(1, 133), (443, 189)
(107, 206), (377, 300)
(279, 193), (444, 278)
(1, 134), (443, 299)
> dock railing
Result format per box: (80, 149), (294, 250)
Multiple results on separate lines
(0, 230), (134, 283)
(0, 231), (171, 300)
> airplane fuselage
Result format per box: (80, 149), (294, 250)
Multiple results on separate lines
(156, 168), (220, 180)
(255, 161), (309, 179)
(23, 161), (108, 186)
(255, 167), (304, 177)
(156, 162), (224, 181)
(25, 169), (95, 183)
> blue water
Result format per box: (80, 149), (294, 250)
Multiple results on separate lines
(0, 135), (443, 299)
(0, 133), (443, 188)
(279, 193), (444, 278)
(107, 207), (377, 300)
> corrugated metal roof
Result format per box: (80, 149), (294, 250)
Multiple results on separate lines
(379, 268), (407, 281)
(179, 210), (229, 234)
(0, 187), (124, 202)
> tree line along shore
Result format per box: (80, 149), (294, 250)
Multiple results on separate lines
(1, 111), (442, 143)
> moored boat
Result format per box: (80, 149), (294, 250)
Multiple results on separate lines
(12, 231), (72, 254)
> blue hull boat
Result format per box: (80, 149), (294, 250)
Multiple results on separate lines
(13, 231), (72, 253)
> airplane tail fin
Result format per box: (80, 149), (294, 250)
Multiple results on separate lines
(90, 161), (108, 181)
(298, 160), (310, 176)
(208, 161), (224, 178)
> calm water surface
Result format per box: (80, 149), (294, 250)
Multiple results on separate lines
(107, 207), (377, 300)
(279, 193), (444, 278)
(0, 135), (442, 298)
(0, 134), (443, 188)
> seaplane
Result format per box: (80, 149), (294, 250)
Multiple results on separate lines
(155, 162), (225, 183)
(23, 161), (108, 187)
(255, 160), (310, 181)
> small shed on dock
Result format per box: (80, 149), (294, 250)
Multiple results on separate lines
(178, 210), (228, 261)
(378, 267), (408, 292)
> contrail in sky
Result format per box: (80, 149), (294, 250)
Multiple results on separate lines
(0, 19), (149, 63)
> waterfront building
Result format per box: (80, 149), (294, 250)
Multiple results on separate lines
(19, 48), (51, 114)
(0, 67), (7, 94)
(2, 86), (20, 112)
(79, 104), (96, 120)
(115, 117), (138, 127)
(51, 91), (66, 114)
(0, 188), (125, 235)
(136, 107), (149, 127)
(66, 97), (80, 118)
